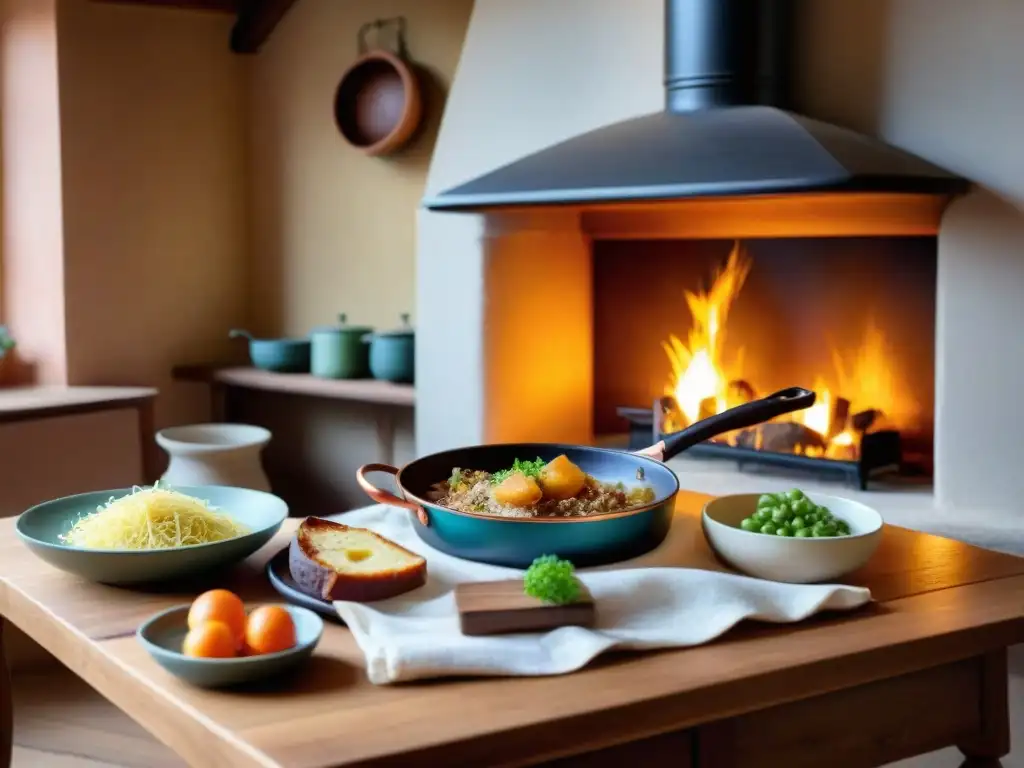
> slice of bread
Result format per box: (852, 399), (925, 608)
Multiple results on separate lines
(288, 517), (427, 602)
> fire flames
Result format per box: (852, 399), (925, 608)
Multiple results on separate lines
(661, 241), (919, 460)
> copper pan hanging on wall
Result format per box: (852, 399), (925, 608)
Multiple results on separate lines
(334, 17), (423, 157)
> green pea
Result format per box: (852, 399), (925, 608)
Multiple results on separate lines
(757, 493), (777, 509)
(754, 508), (773, 523)
(818, 521), (838, 537)
(791, 516), (806, 531)
(816, 505), (832, 520)
(771, 505), (793, 523)
(786, 489), (806, 502)
(740, 517), (760, 532)
(794, 499), (814, 517)
(760, 522), (778, 535)
(794, 528), (813, 538)
(835, 520), (851, 536)
(775, 524), (793, 537)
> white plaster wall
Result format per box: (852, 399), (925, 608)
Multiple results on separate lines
(416, 0), (662, 455)
(418, 0), (1024, 519)
(798, 0), (1024, 515)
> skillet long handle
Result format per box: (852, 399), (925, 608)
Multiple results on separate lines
(660, 387), (816, 462)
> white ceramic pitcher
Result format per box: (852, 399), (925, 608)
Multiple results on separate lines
(156, 423), (272, 491)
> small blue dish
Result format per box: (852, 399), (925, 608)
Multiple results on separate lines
(17, 485), (288, 585)
(137, 604), (323, 688)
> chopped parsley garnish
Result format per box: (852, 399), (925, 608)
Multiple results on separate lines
(491, 457), (546, 485)
(523, 554), (581, 605)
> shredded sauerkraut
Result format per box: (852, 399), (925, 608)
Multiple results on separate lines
(60, 484), (249, 550)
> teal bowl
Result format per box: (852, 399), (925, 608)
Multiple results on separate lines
(137, 604), (323, 688)
(16, 485), (288, 585)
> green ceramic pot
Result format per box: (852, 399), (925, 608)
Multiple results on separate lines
(310, 313), (374, 379)
(365, 313), (414, 384)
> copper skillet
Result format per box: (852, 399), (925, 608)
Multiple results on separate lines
(357, 387), (816, 568)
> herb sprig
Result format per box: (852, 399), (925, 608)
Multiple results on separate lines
(523, 555), (581, 605)
(491, 457), (546, 485)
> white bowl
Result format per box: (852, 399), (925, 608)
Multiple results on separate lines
(702, 493), (883, 584)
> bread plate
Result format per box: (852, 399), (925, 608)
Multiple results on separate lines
(266, 548), (341, 622)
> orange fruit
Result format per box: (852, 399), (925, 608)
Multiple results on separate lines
(244, 605), (296, 655)
(187, 589), (246, 650)
(182, 620), (236, 659)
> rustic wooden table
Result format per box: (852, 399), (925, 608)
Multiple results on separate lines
(2, 491), (1024, 768)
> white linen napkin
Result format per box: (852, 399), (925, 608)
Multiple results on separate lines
(330, 505), (872, 684)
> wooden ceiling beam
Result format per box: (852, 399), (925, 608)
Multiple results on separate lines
(229, 0), (297, 54)
(89, 0), (238, 12)
(88, 0), (297, 55)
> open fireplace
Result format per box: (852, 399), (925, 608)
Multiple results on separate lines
(599, 237), (937, 488)
(420, 0), (969, 494)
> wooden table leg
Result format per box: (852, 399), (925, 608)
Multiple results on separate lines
(0, 618), (13, 768)
(958, 649), (1010, 762)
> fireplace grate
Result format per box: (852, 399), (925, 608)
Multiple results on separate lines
(616, 405), (902, 491)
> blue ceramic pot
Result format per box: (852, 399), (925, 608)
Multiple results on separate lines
(357, 444), (679, 568)
(364, 313), (414, 384)
(230, 329), (310, 373)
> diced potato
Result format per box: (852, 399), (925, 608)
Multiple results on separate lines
(626, 486), (656, 505)
(538, 454), (587, 500)
(492, 472), (543, 507)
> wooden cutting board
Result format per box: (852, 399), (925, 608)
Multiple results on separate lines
(455, 580), (596, 636)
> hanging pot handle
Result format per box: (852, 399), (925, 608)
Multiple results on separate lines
(356, 463), (428, 526)
(357, 16), (408, 57)
(637, 387), (817, 462)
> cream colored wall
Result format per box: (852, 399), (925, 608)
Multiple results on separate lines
(0, 0), (67, 385)
(236, 0), (472, 511)
(56, 0), (249, 435)
(247, 0), (474, 337)
(2, 0), (246, 518)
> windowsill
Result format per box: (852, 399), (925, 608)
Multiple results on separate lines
(0, 385), (158, 424)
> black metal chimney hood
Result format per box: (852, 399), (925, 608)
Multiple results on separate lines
(423, 0), (967, 212)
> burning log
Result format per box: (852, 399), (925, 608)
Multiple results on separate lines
(698, 396), (717, 422)
(654, 396), (684, 437)
(736, 423), (828, 454)
(852, 409), (883, 433)
(727, 379), (756, 405)
(827, 397), (851, 440)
